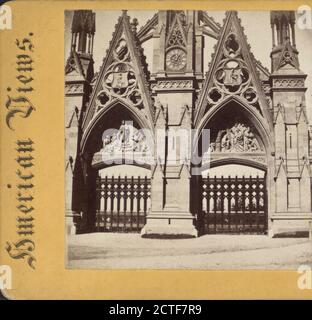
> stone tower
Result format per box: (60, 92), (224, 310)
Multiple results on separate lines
(270, 11), (311, 235)
(65, 10), (95, 234)
(141, 11), (204, 236)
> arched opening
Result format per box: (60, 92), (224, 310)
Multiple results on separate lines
(199, 100), (267, 164)
(75, 103), (153, 233)
(195, 100), (269, 235)
(81, 103), (153, 160)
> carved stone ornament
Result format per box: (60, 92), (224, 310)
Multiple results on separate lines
(65, 57), (78, 74)
(166, 12), (186, 48)
(273, 78), (304, 88)
(65, 83), (84, 95)
(207, 32), (259, 107)
(279, 48), (298, 69)
(96, 37), (143, 110)
(155, 79), (192, 90)
(65, 53), (83, 76)
(102, 121), (151, 154)
(209, 122), (262, 153)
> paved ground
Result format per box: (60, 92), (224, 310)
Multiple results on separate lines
(67, 233), (312, 270)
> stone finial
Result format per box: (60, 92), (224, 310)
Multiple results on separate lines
(131, 18), (139, 33)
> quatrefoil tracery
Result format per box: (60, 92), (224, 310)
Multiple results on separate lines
(96, 37), (143, 111)
(207, 33), (259, 108)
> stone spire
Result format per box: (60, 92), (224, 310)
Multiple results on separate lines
(71, 10), (95, 54)
(270, 11), (299, 73)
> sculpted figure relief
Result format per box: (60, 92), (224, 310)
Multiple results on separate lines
(211, 122), (261, 153)
(102, 121), (149, 153)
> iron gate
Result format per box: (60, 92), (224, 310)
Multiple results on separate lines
(199, 175), (267, 234)
(95, 176), (151, 232)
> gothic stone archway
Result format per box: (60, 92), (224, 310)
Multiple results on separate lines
(66, 10), (311, 238)
(73, 103), (154, 233)
(194, 100), (272, 235)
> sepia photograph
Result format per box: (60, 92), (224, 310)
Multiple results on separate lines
(3, 0), (312, 301)
(64, 9), (312, 270)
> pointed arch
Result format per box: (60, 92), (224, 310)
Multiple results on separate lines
(195, 11), (273, 132)
(81, 99), (154, 156)
(82, 11), (153, 132)
(196, 95), (274, 154)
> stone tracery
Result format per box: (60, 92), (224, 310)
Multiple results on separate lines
(95, 36), (143, 110)
(65, 10), (312, 238)
(207, 32), (259, 109)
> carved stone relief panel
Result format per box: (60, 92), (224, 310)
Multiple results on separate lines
(102, 121), (151, 154)
(209, 122), (262, 153)
(273, 78), (305, 88)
